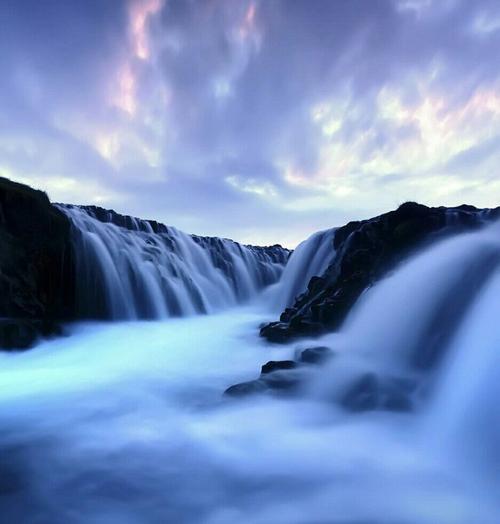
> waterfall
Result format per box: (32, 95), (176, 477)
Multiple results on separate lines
(310, 221), (500, 408)
(270, 228), (336, 311)
(57, 205), (289, 320)
(340, 225), (500, 367)
(425, 246), (500, 467)
(4, 208), (500, 523)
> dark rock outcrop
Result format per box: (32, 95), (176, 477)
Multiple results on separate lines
(261, 202), (500, 344)
(0, 178), (75, 348)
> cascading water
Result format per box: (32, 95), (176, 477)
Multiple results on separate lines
(424, 236), (500, 471)
(3, 213), (500, 523)
(267, 228), (336, 311)
(57, 205), (288, 320)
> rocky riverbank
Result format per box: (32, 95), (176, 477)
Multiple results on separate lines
(0, 177), (75, 349)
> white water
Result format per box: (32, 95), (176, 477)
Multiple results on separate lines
(2, 223), (500, 522)
(268, 228), (336, 311)
(59, 205), (287, 319)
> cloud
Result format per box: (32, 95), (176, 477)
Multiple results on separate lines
(1, 0), (500, 246)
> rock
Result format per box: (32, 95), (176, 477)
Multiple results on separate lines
(224, 372), (301, 398)
(225, 347), (335, 399)
(224, 380), (268, 397)
(340, 373), (415, 413)
(224, 361), (305, 398)
(307, 276), (326, 294)
(279, 307), (297, 322)
(259, 321), (293, 343)
(261, 371), (301, 393)
(341, 373), (380, 412)
(383, 389), (412, 412)
(0, 319), (38, 350)
(0, 177), (75, 323)
(261, 360), (297, 374)
(299, 346), (333, 364)
(0, 318), (62, 351)
(260, 201), (500, 344)
(382, 377), (416, 411)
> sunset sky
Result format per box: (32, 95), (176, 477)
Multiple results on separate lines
(2, 0), (500, 246)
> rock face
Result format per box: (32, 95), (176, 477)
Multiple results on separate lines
(261, 202), (500, 343)
(0, 177), (75, 348)
(0, 318), (61, 351)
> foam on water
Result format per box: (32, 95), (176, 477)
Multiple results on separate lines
(0, 305), (499, 522)
(2, 220), (500, 522)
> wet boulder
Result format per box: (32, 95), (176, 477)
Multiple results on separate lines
(224, 348), (335, 398)
(259, 322), (293, 343)
(224, 371), (301, 398)
(225, 358), (307, 398)
(224, 380), (268, 397)
(299, 346), (334, 364)
(261, 360), (297, 374)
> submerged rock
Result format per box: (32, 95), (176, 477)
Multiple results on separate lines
(224, 380), (269, 397)
(340, 373), (379, 412)
(225, 357), (307, 398)
(340, 373), (416, 413)
(299, 346), (334, 364)
(224, 350), (334, 399)
(224, 348), (415, 414)
(224, 370), (302, 398)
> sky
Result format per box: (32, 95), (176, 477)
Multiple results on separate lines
(1, 0), (500, 247)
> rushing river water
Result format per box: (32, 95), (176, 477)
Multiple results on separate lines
(2, 213), (500, 523)
(0, 307), (499, 522)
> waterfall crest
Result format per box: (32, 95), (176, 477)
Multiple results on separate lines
(270, 228), (336, 311)
(58, 205), (289, 319)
